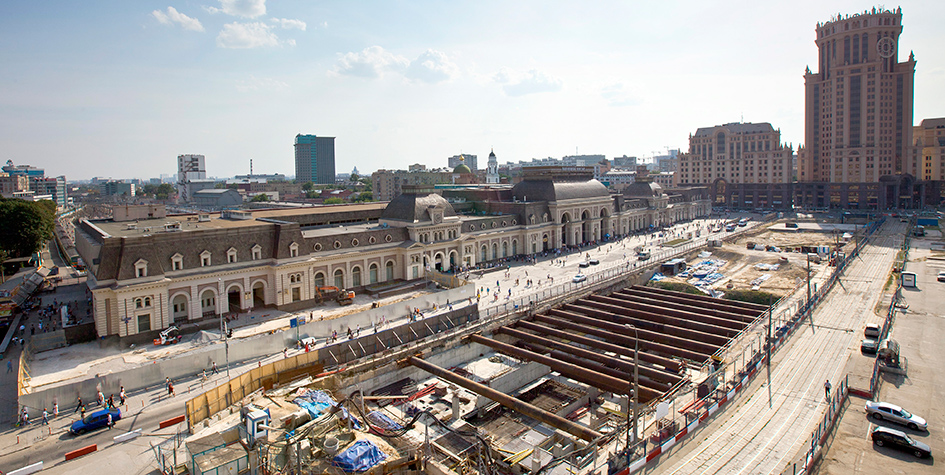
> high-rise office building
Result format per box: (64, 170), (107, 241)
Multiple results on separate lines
(799, 7), (915, 183)
(295, 134), (336, 184)
(176, 154), (208, 203)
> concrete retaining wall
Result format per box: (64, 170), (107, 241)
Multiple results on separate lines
(20, 285), (476, 412)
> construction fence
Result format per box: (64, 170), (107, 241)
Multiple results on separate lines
(185, 306), (479, 431)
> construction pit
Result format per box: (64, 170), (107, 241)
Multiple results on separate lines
(183, 218), (865, 475)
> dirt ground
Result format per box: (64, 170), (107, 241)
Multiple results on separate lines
(661, 222), (860, 296)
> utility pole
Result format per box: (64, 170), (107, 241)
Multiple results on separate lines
(766, 294), (772, 407)
(625, 324), (639, 465)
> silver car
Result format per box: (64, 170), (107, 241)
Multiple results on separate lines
(865, 401), (928, 431)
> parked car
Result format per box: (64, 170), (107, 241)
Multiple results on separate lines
(860, 338), (879, 354)
(938, 271), (945, 282)
(588, 258), (600, 265)
(870, 426), (931, 458)
(572, 274), (587, 283)
(865, 401), (928, 430)
(578, 261), (590, 268)
(70, 408), (121, 435)
(864, 323), (881, 338)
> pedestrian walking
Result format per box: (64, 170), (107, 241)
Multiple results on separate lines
(107, 412), (112, 429)
(824, 379), (832, 400)
(108, 394), (115, 409)
(165, 377), (170, 390)
(7, 360), (12, 372)
(22, 408), (29, 425)
(42, 408), (48, 425)
(97, 390), (104, 407)
(168, 382), (175, 397)
(283, 348), (288, 359)
(119, 387), (126, 405)
(53, 402), (59, 417)
(212, 361), (219, 374)
(80, 405), (86, 418)
(74, 396), (83, 413)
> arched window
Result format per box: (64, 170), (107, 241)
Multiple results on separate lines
(313, 272), (325, 287)
(369, 263), (379, 284)
(334, 269), (344, 288)
(352, 266), (362, 287)
(481, 245), (488, 262)
(512, 240), (518, 255)
(135, 298), (143, 309)
(502, 242), (508, 257)
(492, 243), (498, 260)
(385, 261), (394, 281)
(144, 297), (152, 307)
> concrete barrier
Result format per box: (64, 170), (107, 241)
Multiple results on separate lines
(64, 444), (97, 461)
(158, 414), (186, 429)
(8, 461), (44, 475)
(113, 428), (142, 443)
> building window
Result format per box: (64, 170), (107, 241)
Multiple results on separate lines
(314, 272), (325, 287)
(352, 266), (362, 287)
(200, 251), (211, 267)
(251, 244), (262, 260)
(135, 259), (148, 278)
(386, 261), (394, 281)
(137, 314), (151, 333)
(369, 264), (378, 284)
(333, 269), (344, 288)
(171, 254), (183, 271)
(289, 242), (299, 257)
(227, 248), (238, 264)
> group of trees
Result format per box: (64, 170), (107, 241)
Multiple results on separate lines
(0, 198), (56, 259)
(139, 183), (176, 200)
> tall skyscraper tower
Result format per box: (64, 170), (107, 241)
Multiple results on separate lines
(486, 149), (499, 184)
(295, 134), (336, 184)
(799, 7), (915, 183)
(176, 154), (207, 202)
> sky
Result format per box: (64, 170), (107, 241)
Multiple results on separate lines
(1, 1), (944, 181)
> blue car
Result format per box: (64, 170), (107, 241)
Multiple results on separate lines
(70, 408), (121, 435)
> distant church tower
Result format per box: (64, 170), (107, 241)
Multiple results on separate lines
(486, 149), (499, 184)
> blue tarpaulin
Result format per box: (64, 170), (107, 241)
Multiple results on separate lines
(292, 389), (361, 429)
(366, 411), (403, 431)
(331, 440), (387, 472)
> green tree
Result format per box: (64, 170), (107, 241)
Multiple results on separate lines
(350, 173), (360, 182)
(324, 197), (343, 204)
(0, 198), (56, 258)
(155, 183), (175, 200)
(251, 194), (270, 202)
(353, 191), (373, 202)
(301, 181), (314, 191)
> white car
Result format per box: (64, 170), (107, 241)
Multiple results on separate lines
(938, 271), (945, 282)
(865, 401), (928, 431)
(572, 274), (587, 283)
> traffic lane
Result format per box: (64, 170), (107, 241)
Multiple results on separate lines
(0, 397), (185, 471)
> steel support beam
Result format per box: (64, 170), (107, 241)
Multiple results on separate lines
(535, 313), (710, 363)
(629, 285), (765, 319)
(595, 293), (747, 332)
(497, 326), (681, 385)
(407, 356), (602, 442)
(516, 320), (683, 372)
(573, 298), (734, 344)
(557, 306), (719, 355)
(468, 334), (629, 395)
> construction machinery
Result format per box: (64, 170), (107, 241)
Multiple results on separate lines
(315, 286), (355, 306)
(153, 326), (182, 346)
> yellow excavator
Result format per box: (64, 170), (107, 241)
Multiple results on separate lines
(315, 286), (355, 306)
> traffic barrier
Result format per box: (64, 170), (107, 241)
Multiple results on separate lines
(8, 461), (44, 475)
(64, 444), (97, 461)
(113, 428), (142, 443)
(158, 414), (185, 429)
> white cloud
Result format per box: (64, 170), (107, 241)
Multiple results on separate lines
(151, 7), (205, 32)
(600, 83), (641, 107)
(332, 46), (409, 78)
(235, 75), (289, 93)
(270, 18), (306, 30)
(216, 22), (280, 48)
(494, 68), (562, 96)
(405, 49), (459, 83)
(206, 0), (266, 18)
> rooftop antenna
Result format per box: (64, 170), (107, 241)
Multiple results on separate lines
(249, 158), (253, 178)
(741, 113), (744, 123)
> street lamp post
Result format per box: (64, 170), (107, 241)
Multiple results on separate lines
(219, 278), (230, 378)
(625, 324), (639, 465)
